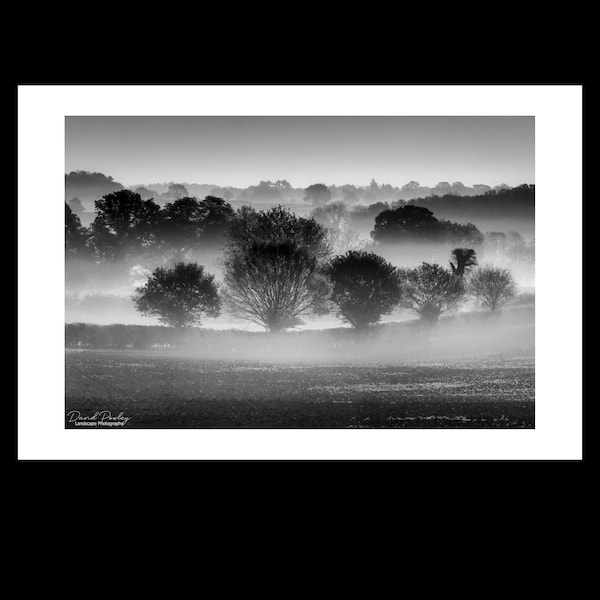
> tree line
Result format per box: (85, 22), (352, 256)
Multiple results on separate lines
(67, 171), (531, 211)
(66, 190), (235, 261)
(66, 189), (487, 261)
(130, 206), (516, 332)
(66, 191), (519, 333)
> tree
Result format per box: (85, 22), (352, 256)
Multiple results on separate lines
(371, 205), (441, 243)
(134, 186), (159, 201)
(399, 263), (466, 324)
(90, 190), (161, 260)
(68, 197), (85, 215)
(65, 171), (124, 207)
(371, 205), (483, 245)
(196, 196), (235, 243)
(468, 266), (516, 311)
(341, 186), (359, 204)
(442, 221), (484, 246)
(157, 195), (235, 253)
(240, 180), (283, 202)
(166, 183), (189, 201)
(228, 205), (330, 262)
(209, 186), (235, 202)
(303, 183), (330, 206)
(449, 248), (478, 277)
(65, 204), (89, 256)
(325, 251), (401, 329)
(274, 180), (292, 191)
(311, 202), (365, 255)
(158, 196), (204, 251)
(133, 262), (221, 328)
(223, 206), (330, 332)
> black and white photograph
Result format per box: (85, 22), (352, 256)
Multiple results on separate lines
(64, 115), (535, 429)
(17, 85), (583, 459)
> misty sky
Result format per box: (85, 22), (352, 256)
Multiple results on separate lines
(65, 116), (534, 188)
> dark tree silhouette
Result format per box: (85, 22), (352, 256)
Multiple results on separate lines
(159, 196), (204, 250)
(442, 221), (484, 246)
(65, 204), (89, 256)
(325, 251), (401, 329)
(303, 183), (331, 206)
(468, 266), (516, 311)
(196, 196), (235, 243)
(399, 263), (466, 324)
(371, 205), (440, 243)
(406, 184), (535, 221)
(228, 205), (330, 262)
(90, 190), (161, 260)
(158, 195), (235, 252)
(133, 262), (221, 328)
(449, 248), (478, 277)
(223, 206), (330, 332)
(371, 205), (483, 245)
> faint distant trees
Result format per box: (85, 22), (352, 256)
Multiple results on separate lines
(481, 231), (534, 284)
(311, 202), (365, 255)
(68, 197), (85, 215)
(303, 183), (331, 207)
(134, 186), (159, 201)
(133, 262), (221, 328)
(340, 185), (359, 205)
(223, 206), (330, 332)
(273, 179), (292, 191)
(399, 263), (466, 324)
(400, 180), (426, 200)
(311, 201), (348, 230)
(209, 186), (235, 202)
(349, 202), (390, 231)
(325, 251), (401, 329)
(240, 180), (286, 203)
(166, 183), (189, 201)
(449, 248), (478, 277)
(468, 266), (516, 312)
(65, 171), (124, 204)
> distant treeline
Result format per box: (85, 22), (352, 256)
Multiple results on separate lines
(407, 184), (534, 220)
(66, 171), (532, 213)
(66, 189), (492, 262)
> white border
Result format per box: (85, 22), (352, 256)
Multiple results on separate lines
(18, 85), (582, 460)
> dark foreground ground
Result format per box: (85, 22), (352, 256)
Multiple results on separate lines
(65, 349), (534, 428)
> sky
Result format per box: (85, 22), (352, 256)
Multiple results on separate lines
(65, 116), (534, 188)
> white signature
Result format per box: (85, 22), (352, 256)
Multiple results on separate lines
(67, 410), (131, 427)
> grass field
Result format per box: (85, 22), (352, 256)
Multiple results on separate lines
(65, 349), (535, 428)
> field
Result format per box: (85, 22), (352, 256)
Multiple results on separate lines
(65, 349), (535, 428)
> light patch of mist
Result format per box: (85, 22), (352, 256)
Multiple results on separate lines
(76, 306), (532, 365)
